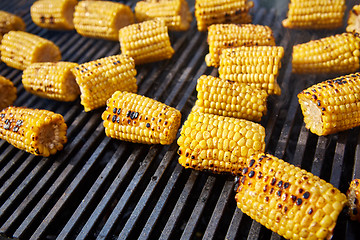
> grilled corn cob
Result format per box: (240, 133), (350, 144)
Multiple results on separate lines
(0, 10), (26, 36)
(235, 153), (347, 240)
(30, 0), (78, 30)
(73, 0), (134, 41)
(346, 5), (360, 34)
(0, 31), (62, 70)
(135, 0), (192, 31)
(298, 72), (360, 136)
(177, 111), (265, 174)
(347, 179), (360, 222)
(102, 91), (181, 145)
(22, 62), (80, 102)
(0, 76), (17, 110)
(0, 106), (67, 157)
(71, 54), (137, 112)
(282, 0), (346, 30)
(194, 75), (268, 122)
(292, 33), (360, 74)
(195, 0), (254, 31)
(205, 24), (276, 67)
(119, 20), (174, 64)
(218, 46), (284, 95)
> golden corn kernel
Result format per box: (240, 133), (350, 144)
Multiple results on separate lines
(0, 75), (17, 110)
(71, 54), (137, 112)
(22, 62), (80, 102)
(0, 106), (67, 157)
(0, 10), (25, 35)
(102, 91), (181, 145)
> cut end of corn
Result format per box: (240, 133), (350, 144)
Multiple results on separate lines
(346, 5), (360, 34)
(347, 179), (360, 222)
(0, 106), (68, 157)
(235, 153), (347, 240)
(0, 75), (17, 110)
(177, 111), (265, 175)
(0, 10), (26, 35)
(102, 91), (181, 145)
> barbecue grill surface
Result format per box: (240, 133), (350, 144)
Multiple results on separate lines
(1, 0), (360, 239)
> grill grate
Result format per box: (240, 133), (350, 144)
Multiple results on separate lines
(1, 1), (360, 239)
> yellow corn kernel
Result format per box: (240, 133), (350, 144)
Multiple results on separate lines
(235, 153), (347, 240)
(0, 106), (67, 157)
(347, 179), (360, 222)
(194, 75), (268, 122)
(135, 0), (192, 31)
(218, 46), (284, 95)
(292, 33), (360, 74)
(0, 75), (17, 110)
(73, 0), (134, 41)
(22, 62), (80, 102)
(30, 0), (78, 30)
(346, 5), (360, 34)
(177, 111), (265, 174)
(282, 0), (346, 29)
(195, 0), (254, 31)
(71, 54), (137, 112)
(298, 72), (360, 136)
(0, 10), (26, 35)
(205, 24), (275, 67)
(0, 31), (62, 70)
(102, 91), (181, 145)
(119, 20), (174, 64)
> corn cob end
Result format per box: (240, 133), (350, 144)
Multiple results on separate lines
(347, 179), (360, 222)
(0, 76), (17, 110)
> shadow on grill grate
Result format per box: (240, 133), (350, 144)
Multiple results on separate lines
(1, 0), (360, 239)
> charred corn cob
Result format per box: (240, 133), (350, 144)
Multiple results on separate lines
(195, 0), (254, 31)
(346, 5), (360, 34)
(347, 179), (360, 222)
(292, 33), (360, 74)
(205, 24), (276, 67)
(135, 0), (192, 31)
(194, 75), (268, 122)
(102, 91), (181, 145)
(0, 10), (26, 36)
(119, 20), (174, 64)
(0, 106), (67, 157)
(235, 153), (347, 240)
(218, 46), (284, 95)
(71, 54), (137, 112)
(0, 76), (17, 110)
(0, 31), (62, 70)
(298, 72), (360, 136)
(22, 62), (80, 102)
(177, 111), (265, 174)
(73, 0), (134, 41)
(30, 0), (78, 30)
(282, 0), (346, 30)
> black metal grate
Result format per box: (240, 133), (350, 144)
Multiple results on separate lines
(1, 1), (360, 239)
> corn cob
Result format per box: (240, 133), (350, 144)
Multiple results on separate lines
(177, 111), (265, 174)
(119, 20), (174, 64)
(205, 24), (276, 67)
(0, 31), (62, 70)
(292, 33), (360, 74)
(102, 91), (181, 145)
(194, 0), (254, 32)
(194, 75), (268, 122)
(30, 0), (78, 30)
(298, 72), (360, 136)
(71, 54), (137, 112)
(0, 10), (26, 36)
(0, 106), (67, 157)
(22, 62), (80, 102)
(346, 5), (360, 34)
(282, 0), (346, 30)
(73, 0), (134, 41)
(347, 179), (360, 222)
(218, 46), (284, 95)
(235, 153), (347, 240)
(135, 0), (192, 31)
(0, 76), (17, 110)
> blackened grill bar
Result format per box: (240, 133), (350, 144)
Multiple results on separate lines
(0, 0), (360, 239)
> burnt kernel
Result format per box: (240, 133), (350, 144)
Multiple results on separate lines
(284, 206), (288, 213)
(5, 119), (9, 124)
(111, 115), (116, 122)
(191, 155), (195, 159)
(178, 149), (182, 154)
(185, 152), (189, 157)
(241, 176), (246, 184)
(164, 121), (168, 125)
(146, 123), (151, 128)
(35, 148), (40, 154)
(276, 190), (282, 197)
(283, 182), (290, 189)
(257, 172), (263, 179)
(4, 123), (10, 130)
(278, 204), (282, 209)
(270, 188), (274, 194)
(296, 198), (303, 206)
(145, 117), (148, 120)
(117, 108), (121, 114)
(265, 196), (269, 202)
(303, 192), (310, 199)
(321, 107), (326, 111)
(298, 188), (304, 194)
(40, 16), (45, 23)
(317, 100), (321, 106)
(277, 181), (283, 188)
(355, 180), (359, 186)
(263, 185), (267, 192)
(290, 195), (297, 202)
(116, 117), (120, 123)
(249, 159), (255, 167)
(152, 117), (155, 121)
(49, 16), (54, 24)
(186, 163), (189, 166)
(16, 120), (23, 126)
(13, 126), (19, 132)
(0, 113), (5, 118)
(126, 111), (131, 117)
(127, 119), (131, 124)
(106, 114), (111, 120)
(113, 107), (117, 114)
(158, 119), (162, 123)
(248, 171), (255, 178)
(270, 177), (276, 186)
(312, 94), (318, 100)
(242, 167), (248, 174)
(258, 155), (265, 162)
